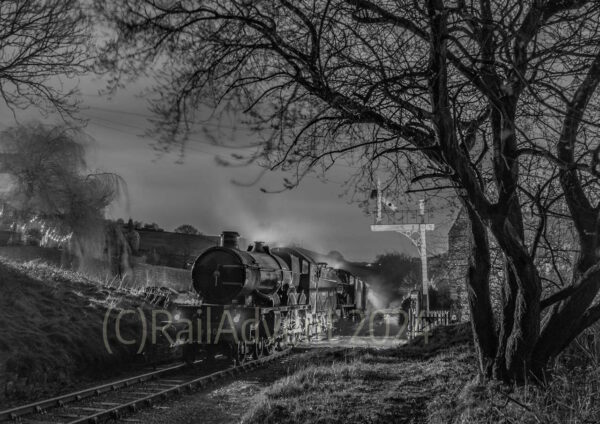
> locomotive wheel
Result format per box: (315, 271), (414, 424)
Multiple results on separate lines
(263, 340), (274, 356)
(252, 339), (264, 360)
(233, 341), (247, 365)
(287, 332), (299, 347)
(276, 339), (286, 351)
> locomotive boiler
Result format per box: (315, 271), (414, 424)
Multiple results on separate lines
(192, 233), (292, 306)
(172, 231), (367, 364)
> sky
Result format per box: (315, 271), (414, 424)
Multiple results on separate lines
(0, 75), (460, 262)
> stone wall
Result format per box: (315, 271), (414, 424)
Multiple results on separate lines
(445, 207), (508, 322)
(446, 208), (471, 322)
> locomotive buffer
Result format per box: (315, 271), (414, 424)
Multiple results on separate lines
(370, 179), (434, 312)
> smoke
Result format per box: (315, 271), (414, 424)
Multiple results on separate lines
(209, 186), (329, 251)
(244, 220), (328, 250)
(366, 281), (387, 311)
(361, 270), (407, 311)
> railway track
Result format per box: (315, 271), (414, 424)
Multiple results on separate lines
(0, 348), (293, 424)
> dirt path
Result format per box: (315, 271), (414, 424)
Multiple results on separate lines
(114, 344), (474, 424)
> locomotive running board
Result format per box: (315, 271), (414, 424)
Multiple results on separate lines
(260, 304), (310, 313)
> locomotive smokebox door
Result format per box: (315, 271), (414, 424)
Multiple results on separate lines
(192, 248), (249, 303)
(192, 241), (291, 305)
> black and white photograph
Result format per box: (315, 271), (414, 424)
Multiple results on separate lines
(0, 1), (599, 423)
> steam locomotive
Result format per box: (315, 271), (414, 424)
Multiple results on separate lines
(170, 231), (367, 364)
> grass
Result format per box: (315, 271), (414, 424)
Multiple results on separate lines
(2, 255), (598, 422)
(243, 323), (600, 424)
(0, 257), (174, 402)
(242, 325), (476, 424)
(431, 359), (600, 424)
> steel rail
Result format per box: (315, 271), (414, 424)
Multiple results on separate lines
(0, 349), (292, 424)
(0, 362), (189, 421)
(67, 348), (292, 424)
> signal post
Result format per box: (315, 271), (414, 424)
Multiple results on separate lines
(370, 180), (435, 313)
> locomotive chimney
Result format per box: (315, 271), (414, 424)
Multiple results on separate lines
(251, 241), (265, 253)
(220, 231), (240, 249)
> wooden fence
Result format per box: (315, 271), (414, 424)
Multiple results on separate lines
(407, 308), (452, 338)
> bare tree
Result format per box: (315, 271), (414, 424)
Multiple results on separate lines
(0, 122), (86, 215)
(0, 122), (125, 258)
(95, 0), (600, 383)
(0, 0), (90, 116)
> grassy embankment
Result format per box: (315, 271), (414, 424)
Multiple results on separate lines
(0, 257), (174, 402)
(243, 324), (600, 424)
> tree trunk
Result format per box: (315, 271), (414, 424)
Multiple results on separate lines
(466, 199), (543, 383)
(533, 251), (600, 373)
(464, 205), (497, 376)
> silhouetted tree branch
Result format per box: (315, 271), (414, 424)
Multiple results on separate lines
(95, 0), (600, 383)
(0, 0), (90, 116)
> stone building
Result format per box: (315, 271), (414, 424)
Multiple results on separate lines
(446, 207), (471, 321)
